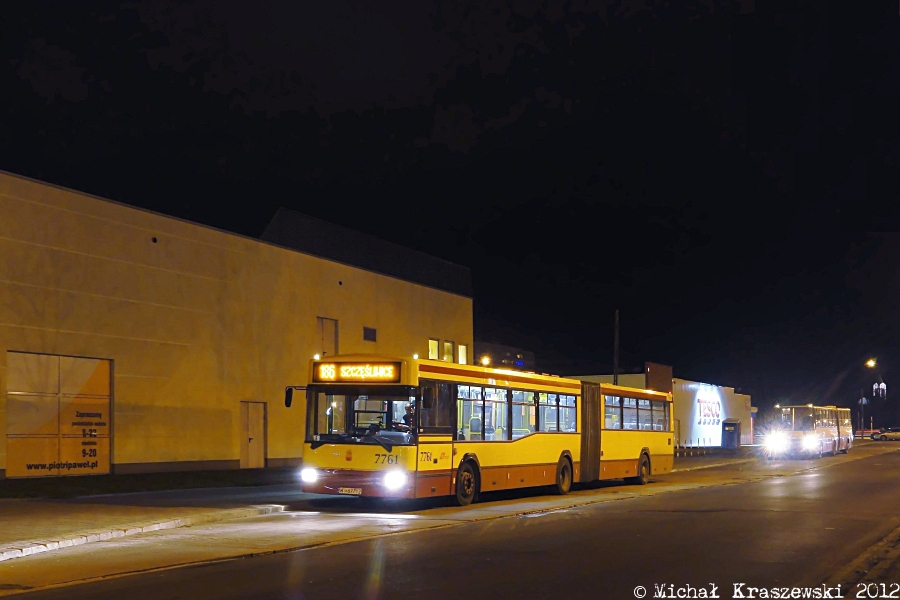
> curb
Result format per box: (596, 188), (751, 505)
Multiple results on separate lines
(826, 519), (900, 589)
(0, 504), (284, 563)
(671, 458), (757, 473)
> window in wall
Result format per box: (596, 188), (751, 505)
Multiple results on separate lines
(363, 327), (376, 342)
(316, 317), (338, 357)
(442, 341), (454, 362)
(623, 397), (638, 430)
(511, 390), (536, 439)
(538, 393), (558, 432)
(484, 387), (508, 440)
(651, 400), (669, 431)
(560, 395), (577, 432)
(458, 344), (468, 365)
(604, 395), (622, 429)
(428, 339), (439, 360)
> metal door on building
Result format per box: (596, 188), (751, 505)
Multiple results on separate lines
(241, 401), (267, 469)
(317, 317), (338, 357)
(6, 352), (111, 478)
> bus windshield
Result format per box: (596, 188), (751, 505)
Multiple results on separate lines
(777, 407), (815, 431)
(309, 389), (417, 446)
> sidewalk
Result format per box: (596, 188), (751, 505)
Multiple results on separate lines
(0, 484), (310, 562)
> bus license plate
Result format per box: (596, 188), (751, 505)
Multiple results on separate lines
(338, 487), (362, 495)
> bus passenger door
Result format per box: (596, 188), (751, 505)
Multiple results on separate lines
(416, 436), (453, 497)
(415, 382), (454, 498)
(579, 383), (601, 482)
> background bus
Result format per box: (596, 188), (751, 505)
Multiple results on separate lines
(287, 354), (673, 505)
(765, 404), (852, 457)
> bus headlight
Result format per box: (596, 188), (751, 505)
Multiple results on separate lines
(765, 431), (789, 453)
(802, 435), (819, 451)
(300, 468), (318, 483)
(383, 470), (408, 490)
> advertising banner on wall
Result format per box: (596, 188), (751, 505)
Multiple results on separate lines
(5, 352), (111, 478)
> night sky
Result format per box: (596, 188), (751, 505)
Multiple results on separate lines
(3, 2), (899, 421)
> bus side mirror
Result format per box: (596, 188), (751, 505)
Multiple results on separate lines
(285, 388), (293, 408)
(422, 387), (435, 409)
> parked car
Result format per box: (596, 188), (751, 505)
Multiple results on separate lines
(871, 427), (900, 441)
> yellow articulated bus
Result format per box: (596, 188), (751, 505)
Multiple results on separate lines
(285, 354), (673, 505)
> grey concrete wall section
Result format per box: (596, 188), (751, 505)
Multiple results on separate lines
(113, 460), (240, 475)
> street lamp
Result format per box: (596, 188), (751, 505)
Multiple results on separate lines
(860, 358), (886, 434)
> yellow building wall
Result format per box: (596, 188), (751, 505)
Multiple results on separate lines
(0, 172), (473, 475)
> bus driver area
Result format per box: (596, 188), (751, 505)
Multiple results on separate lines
(289, 354), (674, 505)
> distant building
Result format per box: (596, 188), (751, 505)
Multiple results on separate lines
(473, 342), (535, 371)
(575, 362), (757, 446)
(0, 172), (472, 479)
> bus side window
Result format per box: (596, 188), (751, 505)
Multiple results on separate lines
(418, 381), (453, 433)
(457, 385), (483, 440)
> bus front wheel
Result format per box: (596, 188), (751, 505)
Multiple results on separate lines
(455, 462), (478, 506)
(554, 458), (572, 495)
(629, 454), (650, 485)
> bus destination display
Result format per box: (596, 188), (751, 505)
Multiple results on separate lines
(313, 362), (401, 383)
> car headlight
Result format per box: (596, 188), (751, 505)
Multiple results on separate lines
(383, 470), (408, 490)
(765, 431), (789, 453)
(802, 435), (819, 451)
(300, 468), (318, 483)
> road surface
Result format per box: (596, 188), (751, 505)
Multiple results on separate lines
(9, 443), (900, 599)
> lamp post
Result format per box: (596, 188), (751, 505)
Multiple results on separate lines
(863, 358), (886, 435)
(859, 394), (868, 435)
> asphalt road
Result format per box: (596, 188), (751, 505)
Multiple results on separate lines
(17, 447), (900, 600)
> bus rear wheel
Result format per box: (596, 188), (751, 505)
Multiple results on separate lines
(455, 462), (478, 506)
(629, 454), (650, 485)
(554, 458), (572, 495)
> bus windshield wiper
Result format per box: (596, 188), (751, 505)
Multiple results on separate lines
(370, 436), (393, 452)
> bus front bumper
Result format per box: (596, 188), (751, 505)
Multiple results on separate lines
(299, 468), (416, 499)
